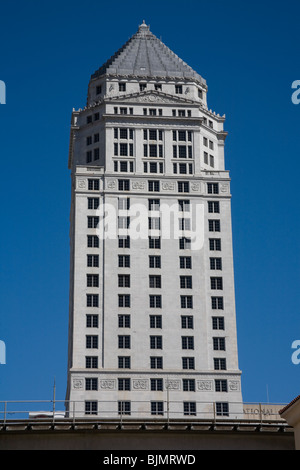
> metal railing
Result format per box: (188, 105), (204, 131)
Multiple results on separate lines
(0, 399), (287, 424)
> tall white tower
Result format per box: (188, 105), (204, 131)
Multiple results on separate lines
(66, 22), (243, 419)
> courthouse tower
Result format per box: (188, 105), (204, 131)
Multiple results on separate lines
(66, 22), (243, 419)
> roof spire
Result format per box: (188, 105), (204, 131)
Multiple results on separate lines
(138, 20), (149, 33)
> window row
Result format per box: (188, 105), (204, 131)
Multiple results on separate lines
(84, 377), (228, 393)
(85, 294), (225, 310)
(86, 179), (220, 195)
(85, 401), (228, 417)
(85, 355), (227, 371)
(85, 335), (226, 351)
(85, 314), (225, 333)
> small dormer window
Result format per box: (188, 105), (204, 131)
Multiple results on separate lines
(198, 89), (203, 99)
(175, 85), (183, 94)
(140, 83), (147, 91)
(119, 83), (126, 92)
(96, 85), (102, 95)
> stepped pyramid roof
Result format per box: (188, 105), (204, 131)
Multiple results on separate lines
(91, 21), (206, 85)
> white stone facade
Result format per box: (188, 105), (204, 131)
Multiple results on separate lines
(66, 23), (243, 419)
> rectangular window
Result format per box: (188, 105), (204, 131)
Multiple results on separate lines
(183, 402), (196, 416)
(183, 379), (195, 392)
(88, 197), (100, 210)
(119, 235), (130, 248)
(151, 378), (163, 391)
(209, 220), (221, 232)
(148, 199), (160, 211)
(180, 295), (193, 309)
(148, 180), (160, 192)
(86, 314), (99, 328)
(86, 294), (99, 308)
(85, 378), (98, 391)
(88, 179), (100, 191)
(118, 314), (131, 328)
(178, 181), (190, 193)
(180, 256), (192, 269)
(148, 217), (160, 230)
(150, 315), (162, 329)
(87, 274), (99, 287)
(214, 358), (227, 370)
(86, 335), (98, 349)
(208, 201), (220, 213)
(150, 356), (163, 369)
(85, 356), (98, 369)
(181, 316), (194, 329)
(182, 357), (195, 370)
(211, 296), (224, 310)
(215, 379), (228, 392)
(150, 335), (162, 349)
(210, 257), (222, 270)
(178, 200), (190, 212)
(118, 274), (130, 288)
(118, 378), (131, 391)
(119, 83), (126, 92)
(118, 216), (130, 229)
(118, 197), (130, 210)
(179, 237), (191, 250)
(85, 401), (98, 415)
(87, 216), (99, 228)
(181, 336), (194, 350)
(149, 255), (161, 268)
(216, 402), (229, 417)
(118, 401), (131, 415)
(151, 401), (164, 415)
(212, 316), (225, 330)
(118, 179), (130, 191)
(180, 276), (192, 289)
(118, 356), (131, 369)
(149, 237), (161, 249)
(118, 294), (131, 308)
(211, 277), (223, 290)
(118, 255), (130, 268)
(209, 239), (221, 251)
(175, 85), (183, 94)
(207, 183), (219, 194)
(87, 235), (99, 248)
(118, 335), (131, 349)
(149, 275), (161, 288)
(213, 337), (226, 351)
(149, 295), (162, 308)
(87, 254), (99, 267)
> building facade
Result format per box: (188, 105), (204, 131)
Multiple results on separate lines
(66, 22), (243, 419)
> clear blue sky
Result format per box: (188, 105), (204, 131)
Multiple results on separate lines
(0, 0), (299, 410)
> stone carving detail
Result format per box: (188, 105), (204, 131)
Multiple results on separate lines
(132, 181), (145, 190)
(228, 380), (240, 391)
(161, 182), (175, 191)
(220, 183), (229, 193)
(132, 379), (148, 390)
(77, 179), (86, 189)
(99, 379), (116, 390)
(165, 380), (180, 390)
(197, 380), (213, 391)
(106, 179), (117, 189)
(73, 378), (84, 390)
(191, 183), (200, 192)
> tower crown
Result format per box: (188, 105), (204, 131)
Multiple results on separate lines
(91, 22), (206, 85)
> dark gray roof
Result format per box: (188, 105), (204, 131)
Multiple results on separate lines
(91, 22), (206, 85)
